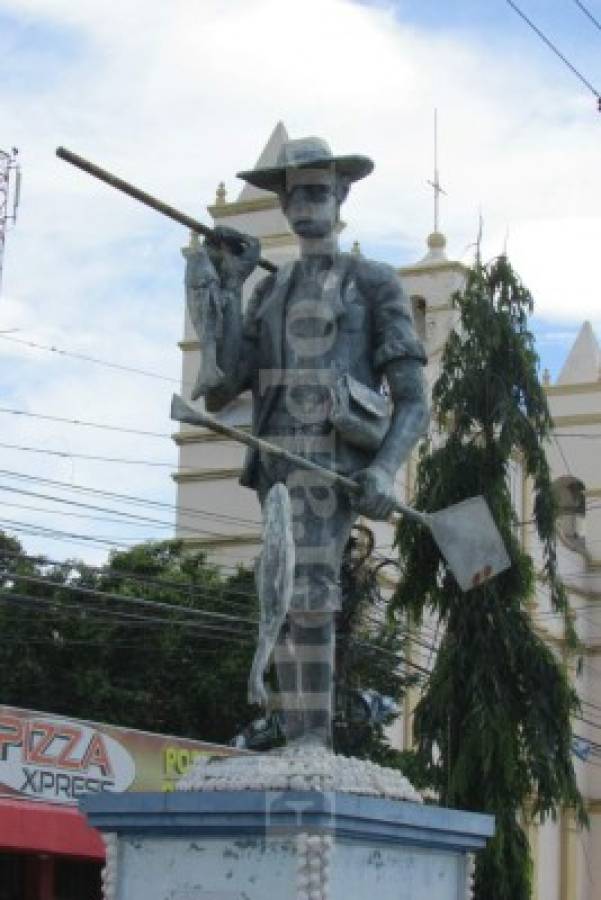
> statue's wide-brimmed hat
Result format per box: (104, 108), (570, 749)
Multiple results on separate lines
(237, 137), (374, 193)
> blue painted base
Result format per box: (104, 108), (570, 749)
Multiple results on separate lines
(82, 791), (494, 900)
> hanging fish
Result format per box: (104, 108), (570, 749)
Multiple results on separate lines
(184, 234), (226, 398)
(248, 482), (295, 708)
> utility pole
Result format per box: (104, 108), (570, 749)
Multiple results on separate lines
(0, 147), (21, 292)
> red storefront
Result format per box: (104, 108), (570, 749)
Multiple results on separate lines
(0, 705), (238, 899)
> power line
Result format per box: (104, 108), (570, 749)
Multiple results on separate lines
(354, 640), (433, 678)
(0, 505), (256, 553)
(0, 519), (137, 550)
(0, 406), (168, 439)
(0, 548), (256, 605)
(0, 634), (238, 652)
(574, 732), (601, 753)
(0, 497), (176, 532)
(554, 433), (601, 440)
(3, 573), (251, 619)
(0, 500), (596, 650)
(0, 592), (423, 675)
(7, 571), (257, 627)
(0, 484), (179, 529)
(572, 0), (601, 33)
(0, 483), (240, 541)
(1, 549), (416, 640)
(579, 698), (601, 715)
(0, 439), (179, 468)
(5, 550), (597, 702)
(0, 467), (262, 528)
(505, 0), (601, 105)
(1, 565), (259, 627)
(0, 592), (255, 645)
(0, 591), (238, 635)
(0, 555), (428, 668)
(0, 333), (184, 386)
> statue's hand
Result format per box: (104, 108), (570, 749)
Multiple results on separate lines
(351, 466), (396, 521)
(206, 226), (260, 287)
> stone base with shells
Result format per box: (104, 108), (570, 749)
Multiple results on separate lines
(84, 747), (493, 900)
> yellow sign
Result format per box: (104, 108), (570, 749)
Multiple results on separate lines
(0, 704), (242, 805)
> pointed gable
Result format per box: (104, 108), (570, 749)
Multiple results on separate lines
(557, 321), (601, 385)
(237, 121), (289, 202)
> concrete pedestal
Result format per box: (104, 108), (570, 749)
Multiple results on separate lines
(83, 790), (494, 900)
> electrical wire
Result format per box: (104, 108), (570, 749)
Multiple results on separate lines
(0, 593), (255, 641)
(4, 556), (598, 712)
(572, 0), (601, 33)
(0, 588), (256, 637)
(0, 467), (262, 528)
(0, 558), (430, 672)
(0, 406), (168, 439)
(0, 498), (177, 531)
(1, 403), (599, 453)
(1, 519), (134, 550)
(7, 572), (258, 626)
(0, 333), (185, 386)
(505, 0), (601, 103)
(0, 635), (239, 652)
(0, 440), (180, 469)
(5, 566), (421, 659)
(0, 483), (243, 541)
(0, 548), (255, 605)
(0, 593), (425, 680)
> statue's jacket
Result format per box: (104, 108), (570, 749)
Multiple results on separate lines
(206, 252), (427, 491)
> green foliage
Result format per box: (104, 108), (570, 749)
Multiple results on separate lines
(0, 529), (412, 757)
(335, 525), (414, 757)
(392, 256), (586, 900)
(0, 536), (259, 743)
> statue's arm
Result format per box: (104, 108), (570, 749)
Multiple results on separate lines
(352, 262), (429, 519)
(371, 263), (429, 475)
(374, 359), (429, 477)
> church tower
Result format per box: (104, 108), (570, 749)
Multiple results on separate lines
(545, 321), (601, 568)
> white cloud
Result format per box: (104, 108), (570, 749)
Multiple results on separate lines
(490, 218), (601, 325)
(0, 0), (598, 560)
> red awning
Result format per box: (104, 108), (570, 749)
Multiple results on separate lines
(0, 798), (105, 860)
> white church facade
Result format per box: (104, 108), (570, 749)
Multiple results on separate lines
(172, 123), (601, 900)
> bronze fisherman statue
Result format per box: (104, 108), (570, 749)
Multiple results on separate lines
(184, 137), (429, 749)
(55, 140), (509, 754)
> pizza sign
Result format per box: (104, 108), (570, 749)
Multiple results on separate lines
(0, 712), (135, 803)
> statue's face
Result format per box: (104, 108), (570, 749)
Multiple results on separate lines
(280, 170), (341, 240)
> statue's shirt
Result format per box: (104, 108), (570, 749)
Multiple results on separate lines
(261, 255), (340, 482)
(238, 252), (427, 490)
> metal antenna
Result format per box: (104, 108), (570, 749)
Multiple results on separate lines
(476, 208), (484, 265)
(427, 109), (446, 233)
(0, 147), (21, 293)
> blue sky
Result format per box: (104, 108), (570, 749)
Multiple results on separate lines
(0, 0), (599, 563)
(368, 0), (600, 56)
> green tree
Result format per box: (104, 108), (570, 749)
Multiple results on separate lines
(391, 255), (586, 900)
(0, 535), (259, 742)
(335, 524), (419, 759)
(0, 531), (413, 756)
